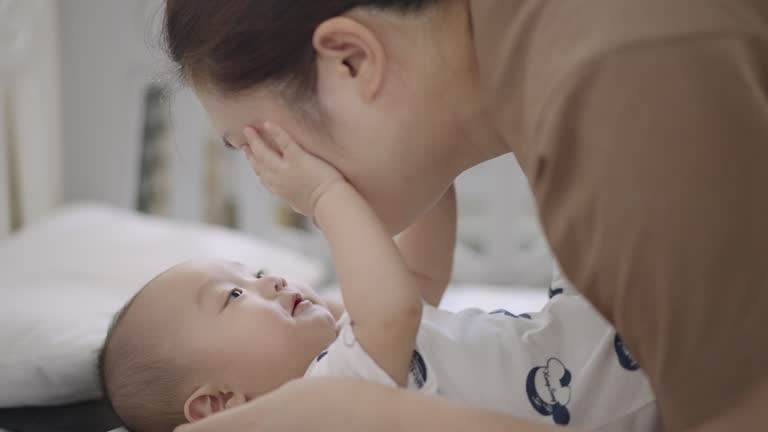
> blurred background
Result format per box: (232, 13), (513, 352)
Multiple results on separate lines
(0, 0), (553, 287)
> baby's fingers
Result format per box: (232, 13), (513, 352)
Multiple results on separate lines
(264, 122), (301, 156)
(243, 126), (282, 169)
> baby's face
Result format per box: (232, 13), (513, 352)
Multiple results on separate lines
(136, 259), (337, 400)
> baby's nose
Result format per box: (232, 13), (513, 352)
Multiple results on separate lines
(268, 276), (288, 292)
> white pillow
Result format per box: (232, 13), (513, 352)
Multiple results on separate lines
(0, 203), (328, 408)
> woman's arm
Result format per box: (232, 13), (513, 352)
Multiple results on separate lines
(395, 184), (457, 307)
(175, 378), (565, 432)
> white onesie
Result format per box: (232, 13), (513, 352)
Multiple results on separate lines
(305, 269), (658, 431)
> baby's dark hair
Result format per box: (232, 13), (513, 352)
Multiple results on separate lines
(162, 0), (439, 100)
(98, 272), (187, 432)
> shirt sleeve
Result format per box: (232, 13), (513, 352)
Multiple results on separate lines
(549, 262), (578, 299)
(304, 315), (438, 394)
(533, 36), (768, 430)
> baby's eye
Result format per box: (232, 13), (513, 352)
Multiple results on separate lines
(228, 288), (244, 302)
(254, 270), (266, 279)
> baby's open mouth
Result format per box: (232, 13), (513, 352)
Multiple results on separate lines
(291, 294), (304, 316)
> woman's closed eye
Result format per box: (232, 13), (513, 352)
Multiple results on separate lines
(222, 137), (238, 151)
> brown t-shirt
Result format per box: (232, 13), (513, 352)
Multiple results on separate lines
(469, 0), (768, 430)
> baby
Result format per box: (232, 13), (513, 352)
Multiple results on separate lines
(100, 124), (658, 432)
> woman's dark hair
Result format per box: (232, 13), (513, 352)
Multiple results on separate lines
(163, 0), (437, 99)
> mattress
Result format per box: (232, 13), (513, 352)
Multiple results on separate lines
(0, 399), (120, 432)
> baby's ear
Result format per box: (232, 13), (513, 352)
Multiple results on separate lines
(184, 385), (246, 423)
(223, 391), (247, 410)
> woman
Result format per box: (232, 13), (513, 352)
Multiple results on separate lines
(164, 0), (768, 430)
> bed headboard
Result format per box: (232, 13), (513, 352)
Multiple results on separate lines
(0, 0), (29, 239)
(0, 0), (60, 239)
(0, 87), (11, 238)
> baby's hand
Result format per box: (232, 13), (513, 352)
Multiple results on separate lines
(243, 123), (344, 218)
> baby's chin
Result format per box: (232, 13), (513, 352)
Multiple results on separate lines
(298, 310), (338, 352)
(306, 303), (337, 327)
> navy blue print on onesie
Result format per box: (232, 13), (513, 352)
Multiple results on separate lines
(316, 350), (329, 362)
(490, 309), (518, 318)
(614, 334), (640, 371)
(490, 309), (532, 319)
(526, 358), (573, 426)
(548, 286), (565, 299)
(409, 351), (428, 389)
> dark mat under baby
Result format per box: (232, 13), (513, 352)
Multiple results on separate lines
(0, 399), (121, 432)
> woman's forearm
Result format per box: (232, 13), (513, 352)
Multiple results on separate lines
(288, 379), (562, 432)
(382, 385), (562, 432)
(176, 378), (567, 432)
(395, 184), (457, 306)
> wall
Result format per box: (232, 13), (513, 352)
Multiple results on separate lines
(59, 0), (163, 209)
(1, 0), (63, 228)
(0, 86), (9, 237)
(58, 0), (230, 224)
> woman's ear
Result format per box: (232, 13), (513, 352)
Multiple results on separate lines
(184, 385), (247, 423)
(313, 17), (386, 102)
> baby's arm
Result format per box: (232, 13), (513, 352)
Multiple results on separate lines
(314, 182), (422, 387)
(242, 124), (421, 386)
(395, 185), (456, 306)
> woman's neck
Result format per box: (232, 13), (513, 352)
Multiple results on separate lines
(433, 0), (510, 174)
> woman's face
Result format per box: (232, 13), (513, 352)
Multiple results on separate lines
(198, 83), (456, 234)
(197, 6), (486, 233)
